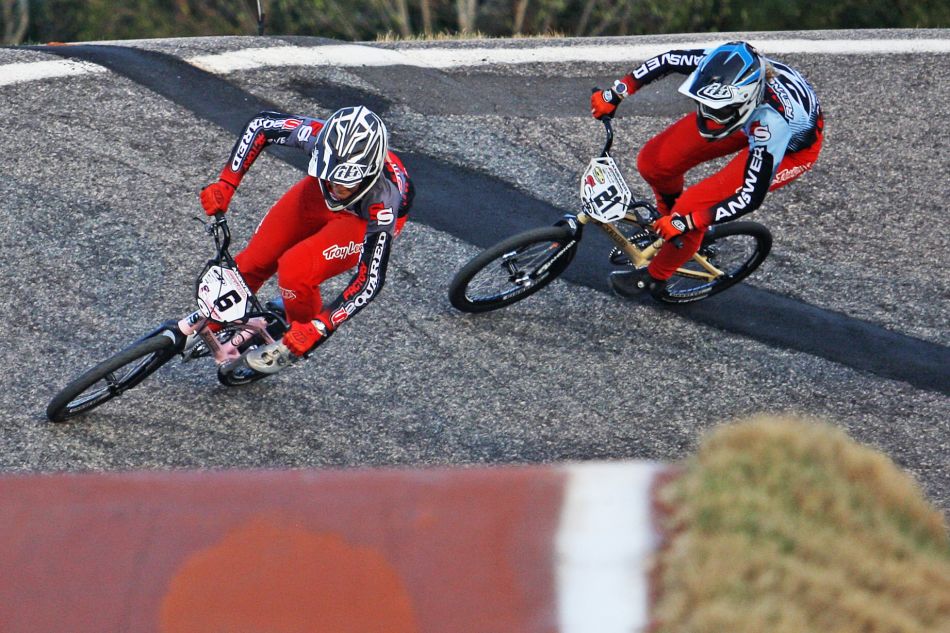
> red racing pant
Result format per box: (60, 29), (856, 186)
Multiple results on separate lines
(234, 176), (407, 325)
(637, 113), (824, 280)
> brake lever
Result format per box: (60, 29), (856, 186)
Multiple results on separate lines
(193, 215), (214, 234)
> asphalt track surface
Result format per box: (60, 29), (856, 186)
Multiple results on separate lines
(32, 43), (950, 394)
(2, 31), (948, 511)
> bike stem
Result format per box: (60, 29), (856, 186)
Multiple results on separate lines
(211, 212), (231, 254)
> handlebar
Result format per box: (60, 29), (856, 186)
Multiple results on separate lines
(589, 102), (682, 249)
(195, 211), (232, 260)
(591, 88), (616, 157)
(210, 212), (231, 254)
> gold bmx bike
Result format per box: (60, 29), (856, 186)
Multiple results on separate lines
(448, 117), (772, 312)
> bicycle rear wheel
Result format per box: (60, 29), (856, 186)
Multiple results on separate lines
(449, 225), (577, 313)
(46, 331), (179, 422)
(659, 221), (772, 303)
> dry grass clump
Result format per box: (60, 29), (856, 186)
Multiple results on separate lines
(653, 415), (950, 633)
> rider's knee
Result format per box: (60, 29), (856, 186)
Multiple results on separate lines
(276, 249), (315, 293)
(637, 142), (678, 186)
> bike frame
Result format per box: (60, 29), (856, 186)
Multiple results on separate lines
(566, 118), (725, 282)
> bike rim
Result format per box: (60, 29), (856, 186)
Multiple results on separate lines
(666, 232), (762, 297)
(465, 240), (567, 303)
(64, 351), (163, 413)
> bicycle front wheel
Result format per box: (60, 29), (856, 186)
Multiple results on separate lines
(659, 221), (772, 303)
(449, 225), (577, 313)
(46, 331), (179, 422)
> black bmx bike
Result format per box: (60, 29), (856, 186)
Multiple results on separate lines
(46, 213), (288, 422)
(449, 118), (772, 313)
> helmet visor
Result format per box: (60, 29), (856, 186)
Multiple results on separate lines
(699, 102), (742, 125)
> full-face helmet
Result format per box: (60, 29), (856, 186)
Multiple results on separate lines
(308, 106), (389, 211)
(678, 42), (766, 139)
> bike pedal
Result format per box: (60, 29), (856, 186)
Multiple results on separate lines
(265, 296), (287, 317)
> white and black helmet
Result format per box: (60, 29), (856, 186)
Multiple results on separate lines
(678, 42), (767, 139)
(309, 106), (389, 211)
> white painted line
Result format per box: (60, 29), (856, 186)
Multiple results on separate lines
(0, 59), (107, 87)
(756, 37), (950, 55)
(189, 44), (412, 73)
(3, 37), (946, 87)
(556, 461), (661, 633)
(187, 43), (684, 72)
(186, 38), (950, 73)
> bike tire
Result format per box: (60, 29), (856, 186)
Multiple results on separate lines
(217, 357), (272, 387)
(46, 332), (178, 422)
(658, 221), (772, 304)
(449, 225), (577, 313)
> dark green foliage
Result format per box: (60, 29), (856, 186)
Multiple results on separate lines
(25, 0), (257, 42)
(17, 0), (950, 44)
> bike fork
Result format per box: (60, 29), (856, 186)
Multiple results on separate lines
(177, 310), (271, 365)
(176, 310), (236, 365)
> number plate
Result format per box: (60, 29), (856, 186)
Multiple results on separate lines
(580, 156), (632, 223)
(196, 264), (251, 323)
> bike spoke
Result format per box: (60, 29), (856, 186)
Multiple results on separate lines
(104, 370), (122, 395)
(448, 225), (577, 313)
(66, 354), (155, 408)
(665, 229), (764, 299)
(689, 253), (723, 277)
(467, 241), (561, 300)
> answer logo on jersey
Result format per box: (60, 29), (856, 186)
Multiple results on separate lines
(632, 52), (705, 79)
(330, 163), (366, 185)
(331, 233), (388, 327)
(713, 146), (766, 222)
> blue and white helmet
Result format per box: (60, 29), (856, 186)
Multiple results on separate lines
(309, 106), (389, 211)
(678, 42), (766, 139)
